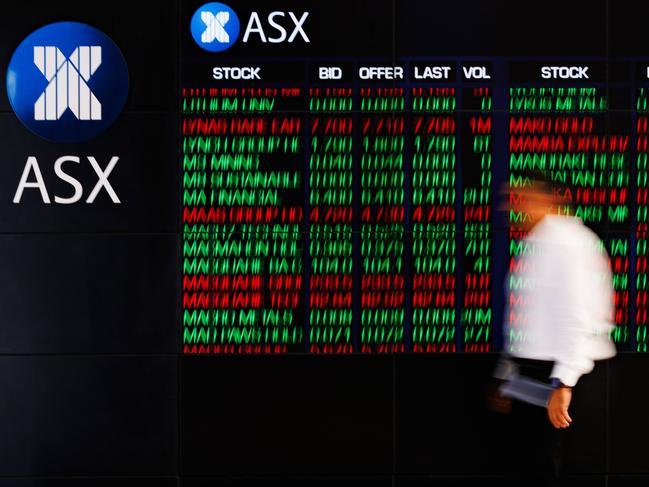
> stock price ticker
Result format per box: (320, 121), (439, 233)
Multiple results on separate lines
(180, 9), (649, 354)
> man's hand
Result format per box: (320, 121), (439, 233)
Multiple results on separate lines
(547, 387), (572, 428)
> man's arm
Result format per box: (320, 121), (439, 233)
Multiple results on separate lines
(547, 237), (613, 428)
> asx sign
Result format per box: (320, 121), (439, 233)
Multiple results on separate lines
(5, 21), (128, 204)
(190, 2), (310, 52)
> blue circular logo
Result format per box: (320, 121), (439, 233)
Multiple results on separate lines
(6, 22), (129, 143)
(191, 2), (240, 52)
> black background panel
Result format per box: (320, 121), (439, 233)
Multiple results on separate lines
(0, 356), (177, 476)
(0, 234), (178, 354)
(181, 355), (393, 475)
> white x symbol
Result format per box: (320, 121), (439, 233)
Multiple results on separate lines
(201, 11), (230, 43)
(33, 46), (102, 121)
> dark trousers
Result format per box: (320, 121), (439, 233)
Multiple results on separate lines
(505, 358), (565, 487)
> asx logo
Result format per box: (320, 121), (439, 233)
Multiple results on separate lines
(33, 46), (103, 121)
(191, 2), (310, 52)
(5, 22), (129, 205)
(6, 21), (129, 143)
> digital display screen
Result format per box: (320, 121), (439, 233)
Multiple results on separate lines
(181, 1), (642, 354)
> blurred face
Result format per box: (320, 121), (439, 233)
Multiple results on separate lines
(501, 182), (554, 231)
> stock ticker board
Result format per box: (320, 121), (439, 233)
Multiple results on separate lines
(180, 1), (644, 354)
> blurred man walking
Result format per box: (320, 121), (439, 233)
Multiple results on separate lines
(489, 171), (617, 487)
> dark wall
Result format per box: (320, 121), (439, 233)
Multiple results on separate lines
(180, 354), (644, 487)
(1, 1), (649, 487)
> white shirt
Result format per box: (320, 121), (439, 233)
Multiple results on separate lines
(497, 214), (616, 387)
